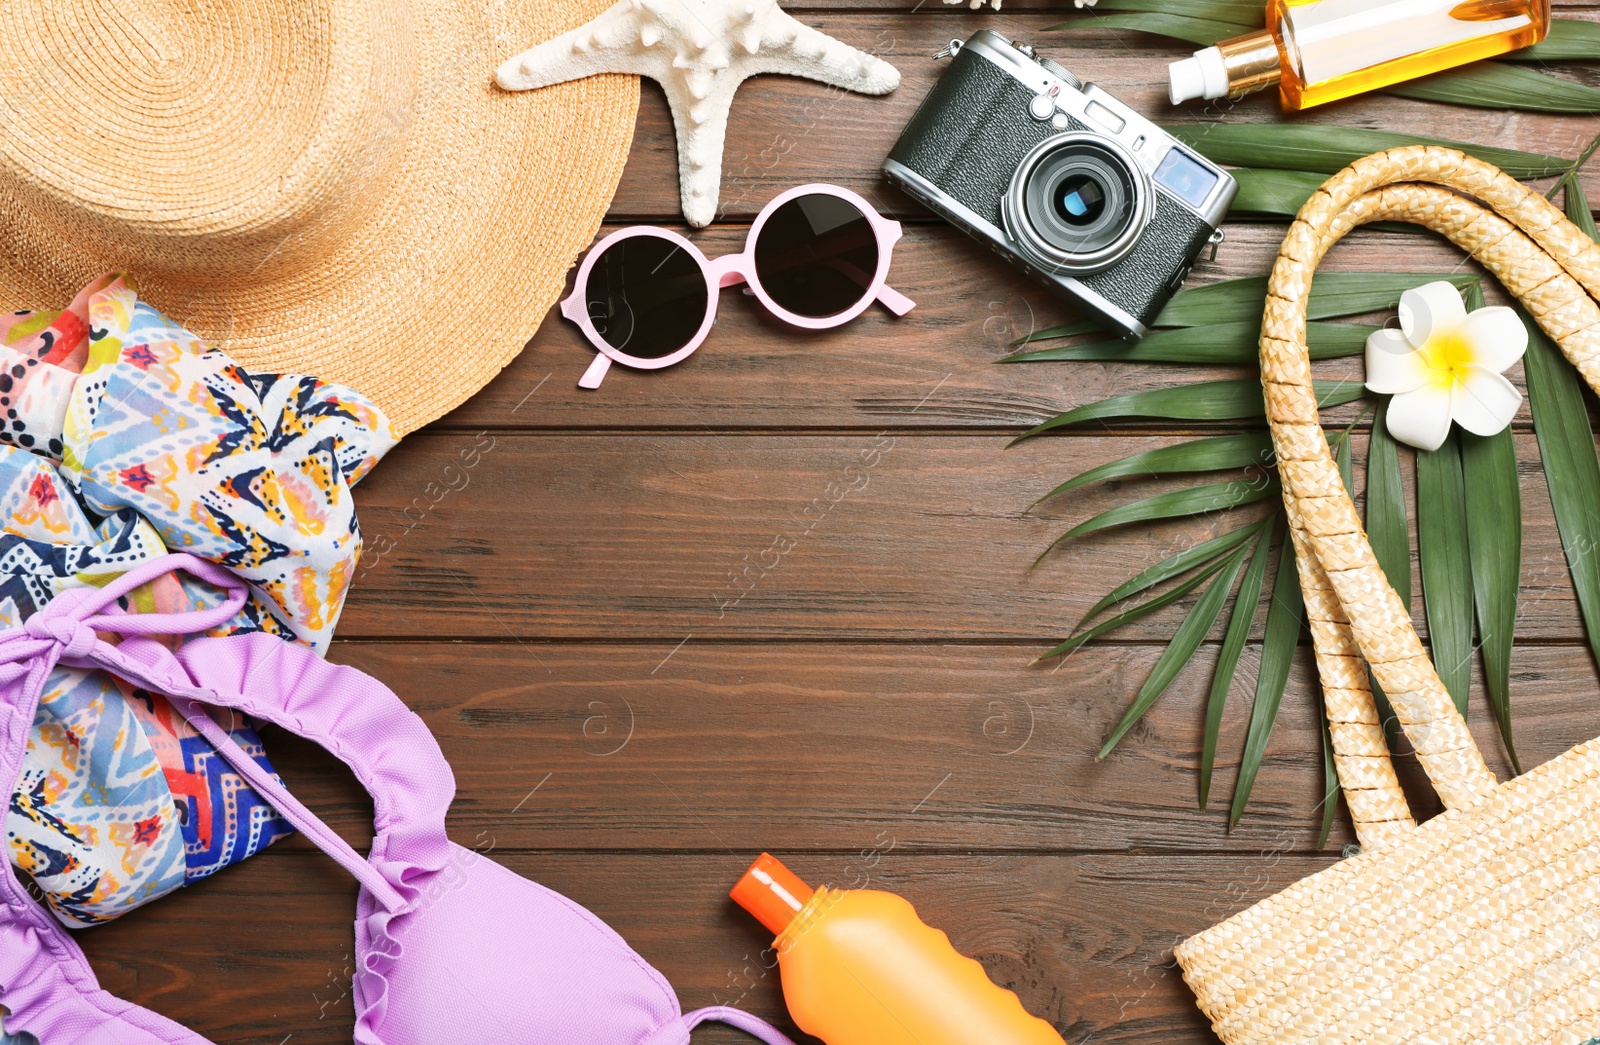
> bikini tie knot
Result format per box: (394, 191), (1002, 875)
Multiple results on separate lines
(25, 598), (101, 660)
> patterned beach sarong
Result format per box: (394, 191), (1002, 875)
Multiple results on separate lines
(0, 274), (395, 926)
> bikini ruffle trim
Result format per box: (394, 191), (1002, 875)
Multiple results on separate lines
(354, 904), (404, 1045)
(352, 848), (460, 1045)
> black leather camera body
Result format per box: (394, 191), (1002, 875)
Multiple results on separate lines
(883, 30), (1237, 339)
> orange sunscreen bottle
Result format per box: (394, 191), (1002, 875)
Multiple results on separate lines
(1168, 0), (1550, 110)
(730, 853), (1066, 1045)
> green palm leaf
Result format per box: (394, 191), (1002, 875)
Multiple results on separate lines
(1098, 537), (1256, 759)
(1005, 320), (1375, 362)
(1155, 272), (1477, 328)
(1229, 168), (1329, 219)
(1461, 426), (1523, 772)
(1034, 432), (1276, 503)
(1039, 551), (1238, 661)
(1016, 378), (1367, 440)
(1202, 516), (1276, 810)
(1229, 534), (1305, 828)
(1567, 178), (1599, 242)
(1387, 62), (1600, 113)
(1508, 19), (1600, 63)
(1523, 307), (1600, 674)
(1227, 169), (1436, 230)
(1049, 477), (1281, 548)
(1019, 273), (1474, 342)
(1077, 519), (1270, 626)
(1365, 400), (1410, 746)
(1366, 403), (1412, 610)
(1163, 124), (1568, 178)
(1071, 0), (1264, 22)
(1317, 700), (1340, 849)
(1049, 12), (1245, 46)
(1417, 432), (1474, 716)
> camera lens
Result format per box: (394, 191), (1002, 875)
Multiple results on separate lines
(1004, 133), (1149, 274)
(1054, 174), (1106, 225)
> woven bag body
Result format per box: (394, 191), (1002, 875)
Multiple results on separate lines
(1173, 146), (1600, 1044)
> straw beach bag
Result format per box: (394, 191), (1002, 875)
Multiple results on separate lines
(1173, 146), (1600, 1043)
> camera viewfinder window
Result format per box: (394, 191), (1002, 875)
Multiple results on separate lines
(1153, 148), (1220, 209)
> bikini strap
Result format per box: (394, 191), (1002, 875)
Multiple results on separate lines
(0, 554), (454, 914)
(677, 1007), (798, 1045)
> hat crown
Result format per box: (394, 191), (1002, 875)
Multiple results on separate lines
(0, 0), (414, 279)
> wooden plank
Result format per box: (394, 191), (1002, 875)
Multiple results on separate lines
(236, 642), (1600, 853)
(74, 850), (1341, 1044)
(344, 431), (1593, 643)
(608, 13), (1600, 223)
(431, 223), (1496, 433)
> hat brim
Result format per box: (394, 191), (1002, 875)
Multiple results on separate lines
(0, 0), (637, 436)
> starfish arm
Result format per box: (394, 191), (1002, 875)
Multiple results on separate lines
(664, 77), (743, 227)
(747, 10), (900, 96)
(496, 1), (657, 91)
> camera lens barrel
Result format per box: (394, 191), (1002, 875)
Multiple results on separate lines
(1003, 132), (1151, 275)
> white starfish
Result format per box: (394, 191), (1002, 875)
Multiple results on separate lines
(497, 0), (900, 227)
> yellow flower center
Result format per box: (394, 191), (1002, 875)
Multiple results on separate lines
(1421, 329), (1476, 388)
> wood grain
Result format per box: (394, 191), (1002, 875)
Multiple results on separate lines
(608, 12), (1600, 224)
(343, 431), (1596, 643)
(259, 641), (1600, 853)
(429, 224), (1487, 433)
(66, 850), (1350, 1045)
(53, 4), (1600, 1044)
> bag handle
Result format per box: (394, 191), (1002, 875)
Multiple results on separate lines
(1262, 145), (1600, 848)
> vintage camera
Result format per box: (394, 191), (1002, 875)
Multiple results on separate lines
(883, 30), (1236, 339)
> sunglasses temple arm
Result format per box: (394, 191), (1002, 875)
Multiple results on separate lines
(578, 352), (613, 389)
(876, 283), (916, 317)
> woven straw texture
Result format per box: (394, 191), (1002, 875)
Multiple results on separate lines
(1174, 146), (1600, 1044)
(0, 0), (638, 435)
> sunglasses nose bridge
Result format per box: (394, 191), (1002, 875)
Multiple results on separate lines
(707, 252), (750, 290)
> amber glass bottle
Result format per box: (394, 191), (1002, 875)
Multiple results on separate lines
(1169, 0), (1551, 109)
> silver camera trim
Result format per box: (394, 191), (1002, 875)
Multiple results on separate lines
(1002, 132), (1153, 276)
(960, 29), (1234, 230)
(882, 158), (1148, 338)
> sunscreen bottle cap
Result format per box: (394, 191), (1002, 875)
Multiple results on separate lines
(731, 853), (816, 936)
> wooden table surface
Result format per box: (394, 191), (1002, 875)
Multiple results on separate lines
(74, 4), (1600, 1042)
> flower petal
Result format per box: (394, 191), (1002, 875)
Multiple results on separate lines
(1386, 383), (1453, 452)
(1398, 281), (1467, 346)
(1451, 365), (1522, 437)
(1455, 305), (1528, 375)
(1365, 327), (1430, 394)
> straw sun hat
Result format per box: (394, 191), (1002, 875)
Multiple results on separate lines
(0, 0), (638, 435)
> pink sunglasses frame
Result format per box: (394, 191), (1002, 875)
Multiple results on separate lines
(560, 184), (915, 389)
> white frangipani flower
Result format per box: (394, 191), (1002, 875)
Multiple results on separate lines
(1365, 280), (1528, 452)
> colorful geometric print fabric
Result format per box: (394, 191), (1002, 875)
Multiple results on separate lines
(0, 448), (293, 927)
(44, 272), (396, 651)
(0, 277), (91, 458)
(0, 273), (395, 928)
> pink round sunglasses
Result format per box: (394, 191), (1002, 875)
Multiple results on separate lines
(560, 184), (915, 389)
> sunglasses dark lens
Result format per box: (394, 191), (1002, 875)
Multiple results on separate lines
(753, 194), (879, 319)
(583, 235), (709, 359)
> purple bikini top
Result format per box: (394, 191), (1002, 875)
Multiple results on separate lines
(0, 554), (795, 1045)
